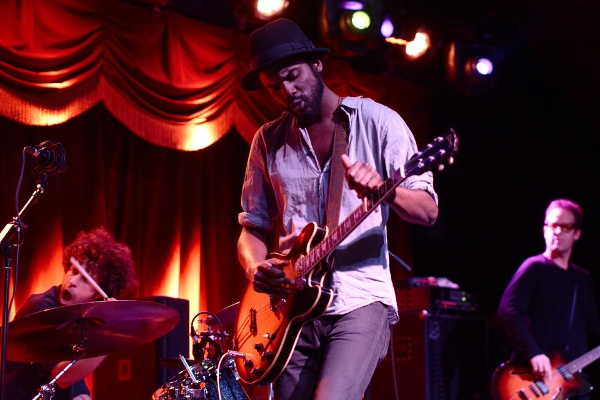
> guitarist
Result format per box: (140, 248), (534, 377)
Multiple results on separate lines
(497, 199), (600, 399)
(237, 18), (438, 400)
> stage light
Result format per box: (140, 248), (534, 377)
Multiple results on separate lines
(255, 0), (288, 19)
(446, 40), (503, 96)
(380, 15), (394, 38)
(348, 11), (370, 30)
(385, 29), (431, 59)
(471, 57), (494, 75)
(339, 1), (364, 10)
(405, 31), (430, 58)
(319, 0), (383, 56)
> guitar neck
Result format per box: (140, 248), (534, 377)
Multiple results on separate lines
(567, 344), (600, 373)
(296, 164), (407, 277)
(294, 129), (456, 278)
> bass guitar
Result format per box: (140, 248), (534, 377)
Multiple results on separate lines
(233, 129), (458, 385)
(490, 345), (600, 400)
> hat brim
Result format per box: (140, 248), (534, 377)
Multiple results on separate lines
(241, 48), (330, 91)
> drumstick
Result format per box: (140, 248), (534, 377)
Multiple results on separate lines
(179, 354), (199, 384)
(70, 256), (110, 301)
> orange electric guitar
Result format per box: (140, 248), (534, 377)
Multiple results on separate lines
(490, 345), (600, 400)
(233, 129), (458, 385)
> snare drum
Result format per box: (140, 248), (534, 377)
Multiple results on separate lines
(152, 359), (249, 400)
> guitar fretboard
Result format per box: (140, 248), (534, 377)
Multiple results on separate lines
(568, 344), (600, 372)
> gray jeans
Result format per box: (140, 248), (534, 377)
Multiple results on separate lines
(274, 302), (390, 400)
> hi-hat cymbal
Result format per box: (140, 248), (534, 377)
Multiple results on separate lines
(5, 300), (180, 363)
(205, 301), (239, 325)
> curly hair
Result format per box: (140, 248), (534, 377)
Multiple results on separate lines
(63, 227), (138, 299)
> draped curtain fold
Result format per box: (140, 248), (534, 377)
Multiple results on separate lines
(0, 0), (432, 149)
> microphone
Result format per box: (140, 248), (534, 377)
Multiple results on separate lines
(192, 333), (207, 361)
(25, 146), (54, 164)
(190, 323), (205, 361)
(25, 140), (68, 177)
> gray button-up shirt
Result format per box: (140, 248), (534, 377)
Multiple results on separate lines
(239, 96), (437, 324)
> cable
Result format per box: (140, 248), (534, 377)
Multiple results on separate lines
(190, 311), (226, 358)
(389, 324), (400, 400)
(8, 149), (27, 315)
(217, 351), (228, 400)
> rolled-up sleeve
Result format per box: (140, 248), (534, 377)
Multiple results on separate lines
(380, 104), (438, 205)
(238, 129), (276, 231)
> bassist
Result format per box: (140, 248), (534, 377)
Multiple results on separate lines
(496, 199), (600, 399)
(237, 19), (438, 400)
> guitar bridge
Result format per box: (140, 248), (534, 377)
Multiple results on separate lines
(250, 307), (257, 335)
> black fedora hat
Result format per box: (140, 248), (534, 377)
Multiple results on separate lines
(241, 19), (330, 91)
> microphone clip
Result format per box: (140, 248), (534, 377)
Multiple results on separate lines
(26, 140), (68, 178)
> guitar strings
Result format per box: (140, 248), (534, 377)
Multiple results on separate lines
(503, 371), (571, 400)
(235, 302), (279, 346)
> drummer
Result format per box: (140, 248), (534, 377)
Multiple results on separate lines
(5, 226), (138, 400)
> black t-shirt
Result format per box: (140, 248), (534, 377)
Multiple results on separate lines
(5, 286), (91, 400)
(498, 254), (600, 363)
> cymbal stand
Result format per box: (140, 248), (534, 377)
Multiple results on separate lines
(1, 176), (49, 400)
(31, 321), (88, 400)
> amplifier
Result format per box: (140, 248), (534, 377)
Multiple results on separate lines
(395, 284), (479, 313)
(369, 311), (490, 400)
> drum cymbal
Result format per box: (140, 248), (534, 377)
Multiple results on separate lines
(205, 301), (239, 325)
(5, 300), (180, 363)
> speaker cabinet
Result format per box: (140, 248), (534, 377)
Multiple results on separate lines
(369, 310), (490, 400)
(92, 296), (189, 400)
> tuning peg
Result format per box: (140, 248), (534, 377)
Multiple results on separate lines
(449, 157), (454, 165)
(437, 165), (445, 172)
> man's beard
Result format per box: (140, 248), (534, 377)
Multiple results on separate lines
(288, 67), (325, 126)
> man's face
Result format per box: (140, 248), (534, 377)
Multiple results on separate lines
(59, 260), (100, 306)
(543, 207), (581, 257)
(259, 59), (324, 125)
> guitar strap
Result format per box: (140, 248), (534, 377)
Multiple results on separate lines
(326, 99), (348, 231)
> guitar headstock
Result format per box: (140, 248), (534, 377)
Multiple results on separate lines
(409, 128), (459, 175)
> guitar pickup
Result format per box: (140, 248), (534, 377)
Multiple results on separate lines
(534, 380), (549, 395)
(557, 364), (573, 381)
(527, 384), (540, 397)
(518, 389), (530, 399)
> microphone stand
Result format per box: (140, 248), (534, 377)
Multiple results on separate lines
(0, 175), (49, 400)
(31, 319), (88, 400)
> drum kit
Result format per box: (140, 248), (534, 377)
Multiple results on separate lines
(153, 301), (252, 400)
(3, 299), (251, 400)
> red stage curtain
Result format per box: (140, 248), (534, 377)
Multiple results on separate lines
(0, 0), (432, 150)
